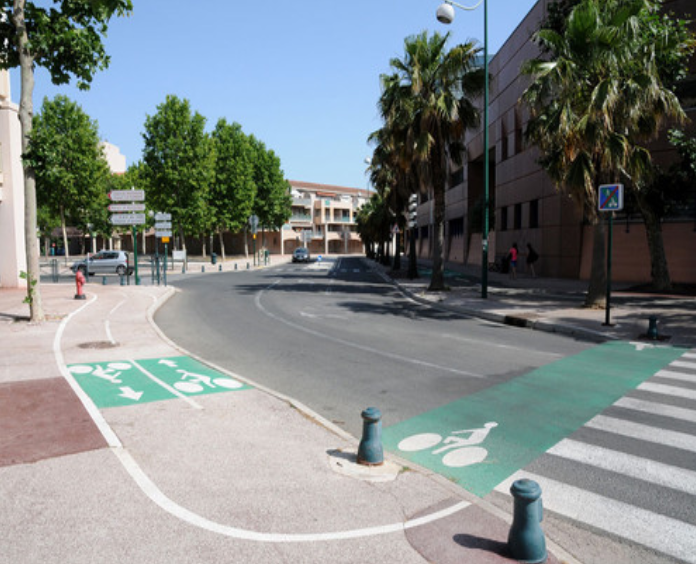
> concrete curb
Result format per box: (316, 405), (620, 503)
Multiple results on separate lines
(365, 258), (616, 345)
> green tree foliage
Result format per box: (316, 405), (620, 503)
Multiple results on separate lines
(355, 192), (393, 262)
(371, 31), (485, 291)
(522, 0), (693, 301)
(0, 0), (132, 321)
(141, 95), (215, 251)
(210, 119), (255, 258)
(249, 135), (292, 232)
(26, 95), (110, 258)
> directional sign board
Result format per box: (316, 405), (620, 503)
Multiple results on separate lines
(154, 212), (172, 221)
(108, 203), (146, 212)
(110, 213), (146, 225)
(155, 221), (172, 229)
(155, 230), (173, 238)
(109, 189), (145, 202)
(598, 184), (624, 212)
(249, 214), (259, 234)
(68, 356), (251, 408)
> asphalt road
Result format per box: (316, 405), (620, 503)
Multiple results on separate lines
(156, 255), (696, 564)
(155, 256), (589, 437)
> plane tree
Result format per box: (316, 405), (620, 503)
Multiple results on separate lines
(26, 95), (110, 259)
(0, 0), (133, 321)
(141, 95), (215, 252)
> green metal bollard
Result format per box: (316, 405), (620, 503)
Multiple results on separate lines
(102, 276), (107, 285)
(357, 407), (383, 466)
(235, 263), (238, 271)
(202, 265), (205, 273)
(219, 264), (222, 272)
(647, 316), (659, 340)
(508, 479), (546, 563)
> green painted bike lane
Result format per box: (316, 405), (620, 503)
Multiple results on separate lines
(382, 341), (686, 497)
(68, 355), (251, 408)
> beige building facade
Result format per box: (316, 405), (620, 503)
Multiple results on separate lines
(0, 70), (27, 288)
(414, 0), (696, 284)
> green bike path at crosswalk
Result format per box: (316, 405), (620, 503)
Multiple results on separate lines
(382, 341), (686, 498)
(68, 356), (251, 408)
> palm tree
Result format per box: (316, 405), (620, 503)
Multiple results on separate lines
(376, 31), (485, 291)
(522, 0), (691, 303)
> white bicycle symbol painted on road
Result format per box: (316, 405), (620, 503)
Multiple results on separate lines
(397, 422), (498, 468)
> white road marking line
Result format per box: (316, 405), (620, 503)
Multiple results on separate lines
(656, 369), (696, 383)
(671, 360), (696, 370)
(585, 415), (696, 453)
(108, 295), (128, 316)
(683, 353), (696, 360)
(548, 439), (696, 495)
(130, 359), (202, 410)
(55, 287), (471, 543)
(440, 333), (562, 359)
(104, 320), (116, 345)
(495, 471), (696, 564)
(615, 397), (696, 423)
(639, 381), (696, 401)
(255, 281), (485, 379)
(54, 295), (122, 449)
(117, 445), (471, 543)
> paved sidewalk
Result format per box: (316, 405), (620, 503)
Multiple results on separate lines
(371, 258), (696, 348)
(0, 269), (571, 564)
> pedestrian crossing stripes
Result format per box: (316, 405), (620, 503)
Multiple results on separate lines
(494, 348), (696, 563)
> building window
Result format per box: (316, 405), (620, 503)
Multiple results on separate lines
(449, 168), (464, 188)
(500, 207), (508, 232)
(448, 217), (464, 238)
(514, 203), (522, 230)
(420, 225), (429, 239)
(529, 199), (539, 228)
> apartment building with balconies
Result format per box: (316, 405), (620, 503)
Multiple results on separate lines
(283, 180), (370, 256)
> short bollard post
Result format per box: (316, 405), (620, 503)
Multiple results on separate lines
(647, 316), (659, 340)
(102, 276), (107, 285)
(246, 262), (250, 270)
(120, 274), (125, 286)
(219, 264), (222, 272)
(508, 479), (546, 564)
(357, 407), (383, 466)
(182, 264), (186, 274)
(235, 263), (238, 271)
(202, 265), (205, 273)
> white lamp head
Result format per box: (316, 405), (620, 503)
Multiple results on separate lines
(436, 3), (455, 24)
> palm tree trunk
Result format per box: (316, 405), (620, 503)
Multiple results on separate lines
(635, 193), (672, 292)
(428, 144), (447, 292)
(585, 218), (607, 308)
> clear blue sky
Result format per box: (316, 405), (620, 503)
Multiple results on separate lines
(10, 0), (539, 190)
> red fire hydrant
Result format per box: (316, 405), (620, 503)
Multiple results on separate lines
(74, 270), (86, 300)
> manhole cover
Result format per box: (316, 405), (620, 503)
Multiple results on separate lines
(77, 341), (118, 349)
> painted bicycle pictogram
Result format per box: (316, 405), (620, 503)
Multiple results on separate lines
(397, 422), (498, 468)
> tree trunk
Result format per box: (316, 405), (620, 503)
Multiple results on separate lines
(392, 231), (401, 271)
(201, 235), (207, 258)
(243, 229), (249, 258)
(635, 193), (672, 292)
(218, 231), (226, 261)
(60, 206), (70, 259)
(14, 1), (43, 321)
(584, 218), (607, 308)
(428, 146), (447, 291)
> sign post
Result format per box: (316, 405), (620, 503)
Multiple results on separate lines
(108, 190), (146, 285)
(598, 184), (624, 326)
(249, 215), (259, 267)
(154, 213), (172, 285)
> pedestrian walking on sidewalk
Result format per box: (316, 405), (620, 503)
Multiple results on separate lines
(526, 243), (539, 278)
(509, 243), (518, 280)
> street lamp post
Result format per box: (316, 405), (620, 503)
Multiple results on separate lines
(436, 0), (489, 299)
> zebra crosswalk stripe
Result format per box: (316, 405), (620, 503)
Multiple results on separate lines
(494, 470), (696, 564)
(639, 381), (696, 401)
(547, 439), (696, 495)
(585, 414), (696, 452)
(614, 396), (696, 423)
(672, 360), (696, 370)
(656, 369), (696, 383)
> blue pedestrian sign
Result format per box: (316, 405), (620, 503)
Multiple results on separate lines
(598, 184), (624, 212)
